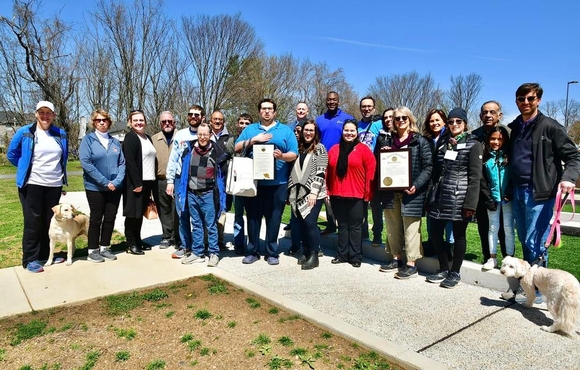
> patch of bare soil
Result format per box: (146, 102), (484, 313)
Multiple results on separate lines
(0, 275), (396, 370)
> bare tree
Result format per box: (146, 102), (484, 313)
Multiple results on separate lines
(368, 71), (444, 126)
(567, 118), (580, 144)
(446, 73), (483, 120)
(181, 13), (263, 114)
(90, 0), (170, 125)
(542, 100), (560, 120)
(0, 0), (80, 136)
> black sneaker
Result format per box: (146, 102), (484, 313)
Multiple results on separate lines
(379, 259), (401, 272)
(426, 270), (448, 283)
(159, 239), (171, 249)
(440, 271), (461, 289)
(395, 265), (418, 279)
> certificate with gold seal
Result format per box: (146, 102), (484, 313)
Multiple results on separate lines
(379, 149), (411, 190)
(252, 144), (275, 180)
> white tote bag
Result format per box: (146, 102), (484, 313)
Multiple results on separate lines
(226, 156), (257, 197)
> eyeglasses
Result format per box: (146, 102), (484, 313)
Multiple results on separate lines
(93, 118), (108, 123)
(394, 116), (409, 122)
(303, 128), (315, 133)
(161, 120), (174, 124)
(447, 119), (464, 126)
(481, 110), (498, 115)
(517, 96), (537, 103)
(188, 112), (201, 117)
(197, 133), (210, 138)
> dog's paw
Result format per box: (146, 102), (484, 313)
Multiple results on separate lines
(541, 325), (555, 333)
(66, 259), (73, 266)
(522, 302), (533, 308)
(44, 259), (53, 267)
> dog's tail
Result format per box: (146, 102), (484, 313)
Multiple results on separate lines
(559, 283), (580, 336)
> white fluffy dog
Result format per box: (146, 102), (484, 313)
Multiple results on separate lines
(500, 256), (580, 337)
(47, 203), (89, 266)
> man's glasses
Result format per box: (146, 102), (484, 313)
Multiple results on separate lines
(161, 120), (173, 124)
(188, 112), (201, 117)
(447, 119), (464, 126)
(394, 116), (408, 122)
(238, 121), (250, 126)
(93, 118), (108, 123)
(197, 133), (210, 138)
(517, 96), (537, 103)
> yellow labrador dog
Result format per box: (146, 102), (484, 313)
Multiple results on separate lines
(46, 203), (89, 266)
(500, 256), (580, 337)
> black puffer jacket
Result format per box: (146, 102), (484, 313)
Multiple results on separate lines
(378, 133), (433, 218)
(428, 133), (482, 221)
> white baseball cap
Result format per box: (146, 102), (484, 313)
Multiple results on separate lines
(36, 101), (55, 112)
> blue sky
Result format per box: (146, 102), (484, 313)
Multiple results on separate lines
(2, 0), (579, 122)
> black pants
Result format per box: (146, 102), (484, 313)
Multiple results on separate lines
(18, 184), (62, 267)
(155, 179), (179, 244)
(331, 197), (364, 264)
(124, 180), (155, 248)
(297, 199), (324, 255)
(323, 199), (337, 231)
(86, 189), (122, 249)
(430, 218), (468, 273)
(476, 198), (506, 260)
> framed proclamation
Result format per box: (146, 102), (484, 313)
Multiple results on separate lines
(379, 148), (411, 190)
(252, 144), (275, 180)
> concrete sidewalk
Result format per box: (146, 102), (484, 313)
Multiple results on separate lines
(1, 192), (579, 370)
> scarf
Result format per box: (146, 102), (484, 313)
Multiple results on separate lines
(393, 132), (413, 149)
(336, 139), (358, 180)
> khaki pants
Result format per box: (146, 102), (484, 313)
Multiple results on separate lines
(383, 193), (423, 262)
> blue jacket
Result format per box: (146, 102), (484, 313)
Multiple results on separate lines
(7, 123), (68, 188)
(176, 141), (226, 216)
(79, 132), (126, 191)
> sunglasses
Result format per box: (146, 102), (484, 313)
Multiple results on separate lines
(188, 112), (201, 117)
(516, 96), (537, 103)
(447, 119), (464, 126)
(161, 120), (174, 124)
(238, 121), (250, 126)
(93, 118), (108, 123)
(394, 116), (409, 122)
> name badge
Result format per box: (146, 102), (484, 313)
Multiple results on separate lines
(444, 150), (458, 161)
(457, 143), (466, 150)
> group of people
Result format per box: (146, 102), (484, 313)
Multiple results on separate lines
(7, 83), (580, 297)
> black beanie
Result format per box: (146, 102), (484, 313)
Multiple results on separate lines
(448, 108), (468, 123)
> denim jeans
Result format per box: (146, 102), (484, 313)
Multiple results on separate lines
(233, 195), (245, 251)
(175, 188), (192, 251)
(487, 201), (515, 256)
(187, 189), (218, 257)
(244, 184), (287, 258)
(512, 186), (555, 265)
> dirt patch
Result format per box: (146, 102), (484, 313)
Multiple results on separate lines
(0, 275), (396, 369)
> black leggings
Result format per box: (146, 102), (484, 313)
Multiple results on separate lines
(430, 218), (468, 273)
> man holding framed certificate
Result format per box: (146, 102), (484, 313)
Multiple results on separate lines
(234, 99), (299, 266)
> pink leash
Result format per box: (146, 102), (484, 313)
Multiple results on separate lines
(544, 188), (576, 249)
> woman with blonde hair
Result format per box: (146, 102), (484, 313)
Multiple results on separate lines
(79, 109), (126, 263)
(377, 107), (432, 279)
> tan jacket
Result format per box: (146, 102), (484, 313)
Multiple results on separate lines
(152, 130), (175, 178)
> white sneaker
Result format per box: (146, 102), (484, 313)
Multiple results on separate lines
(207, 254), (219, 267)
(482, 258), (497, 271)
(181, 253), (205, 265)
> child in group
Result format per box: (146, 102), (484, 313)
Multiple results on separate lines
(481, 126), (515, 270)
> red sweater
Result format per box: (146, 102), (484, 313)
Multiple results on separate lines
(326, 142), (376, 201)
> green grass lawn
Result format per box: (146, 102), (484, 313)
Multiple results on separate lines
(1, 160), (579, 280)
